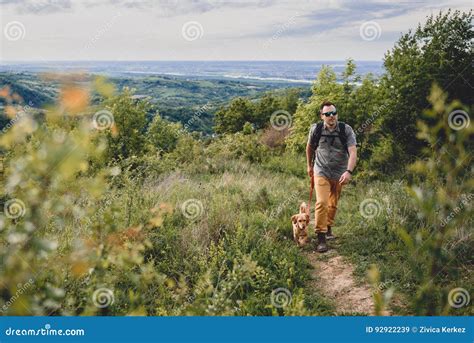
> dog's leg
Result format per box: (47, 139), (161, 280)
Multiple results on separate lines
(293, 227), (298, 244)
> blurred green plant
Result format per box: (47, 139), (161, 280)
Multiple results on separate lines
(401, 84), (473, 315)
(0, 79), (324, 316)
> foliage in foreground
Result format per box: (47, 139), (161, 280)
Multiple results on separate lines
(0, 81), (332, 316)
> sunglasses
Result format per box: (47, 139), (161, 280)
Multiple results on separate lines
(322, 110), (337, 117)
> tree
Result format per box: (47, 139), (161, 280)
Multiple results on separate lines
(214, 97), (254, 134)
(103, 89), (151, 161)
(380, 10), (473, 165)
(279, 88), (300, 115)
(252, 93), (280, 129)
(213, 89), (305, 135)
(147, 114), (181, 154)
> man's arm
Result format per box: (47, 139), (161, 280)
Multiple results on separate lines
(306, 143), (314, 177)
(339, 145), (357, 184)
(347, 145), (357, 172)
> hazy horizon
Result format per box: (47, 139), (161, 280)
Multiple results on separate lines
(0, 60), (385, 84)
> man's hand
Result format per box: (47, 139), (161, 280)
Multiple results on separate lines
(307, 166), (314, 178)
(339, 171), (352, 185)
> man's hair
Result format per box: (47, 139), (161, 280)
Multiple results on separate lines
(319, 101), (337, 113)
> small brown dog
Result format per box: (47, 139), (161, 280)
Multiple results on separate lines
(291, 202), (310, 247)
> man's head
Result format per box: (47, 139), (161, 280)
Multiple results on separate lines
(319, 101), (338, 128)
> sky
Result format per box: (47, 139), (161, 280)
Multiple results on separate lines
(0, 0), (472, 61)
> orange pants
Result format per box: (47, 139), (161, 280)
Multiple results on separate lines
(314, 176), (343, 233)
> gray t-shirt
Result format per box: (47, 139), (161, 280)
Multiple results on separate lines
(307, 121), (357, 180)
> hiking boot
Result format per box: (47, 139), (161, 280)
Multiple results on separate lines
(326, 226), (335, 240)
(316, 233), (328, 253)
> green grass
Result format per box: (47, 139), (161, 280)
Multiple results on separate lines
(47, 155), (334, 315)
(335, 180), (473, 315)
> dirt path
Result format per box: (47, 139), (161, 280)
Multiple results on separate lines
(304, 247), (378, 315)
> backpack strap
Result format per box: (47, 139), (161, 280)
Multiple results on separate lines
(310, 122), (324, 166)
(337, 121), (349, 155)
(311, 122), (324, 149)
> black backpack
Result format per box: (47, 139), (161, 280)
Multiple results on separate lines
(310, 121), (349, 155)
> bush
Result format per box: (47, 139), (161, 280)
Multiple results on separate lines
(206, 133), (269, 164)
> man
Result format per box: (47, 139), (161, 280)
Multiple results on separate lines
(306, 101), (357, 253)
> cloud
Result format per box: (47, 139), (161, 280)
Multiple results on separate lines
(0, 0), (277, 17)
(0, 0), (471, 61)
(282, 1), (431, 37)
(0, 0), (73, 15)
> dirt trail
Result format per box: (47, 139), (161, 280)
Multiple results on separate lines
(304, 247), (378, 315)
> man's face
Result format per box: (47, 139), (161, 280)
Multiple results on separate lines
(320, 105), (337, 127)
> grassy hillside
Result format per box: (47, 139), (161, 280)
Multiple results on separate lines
(0, 72), (57, 107)
(0, 72), (310, 134)
(0, 94), (471, 316)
